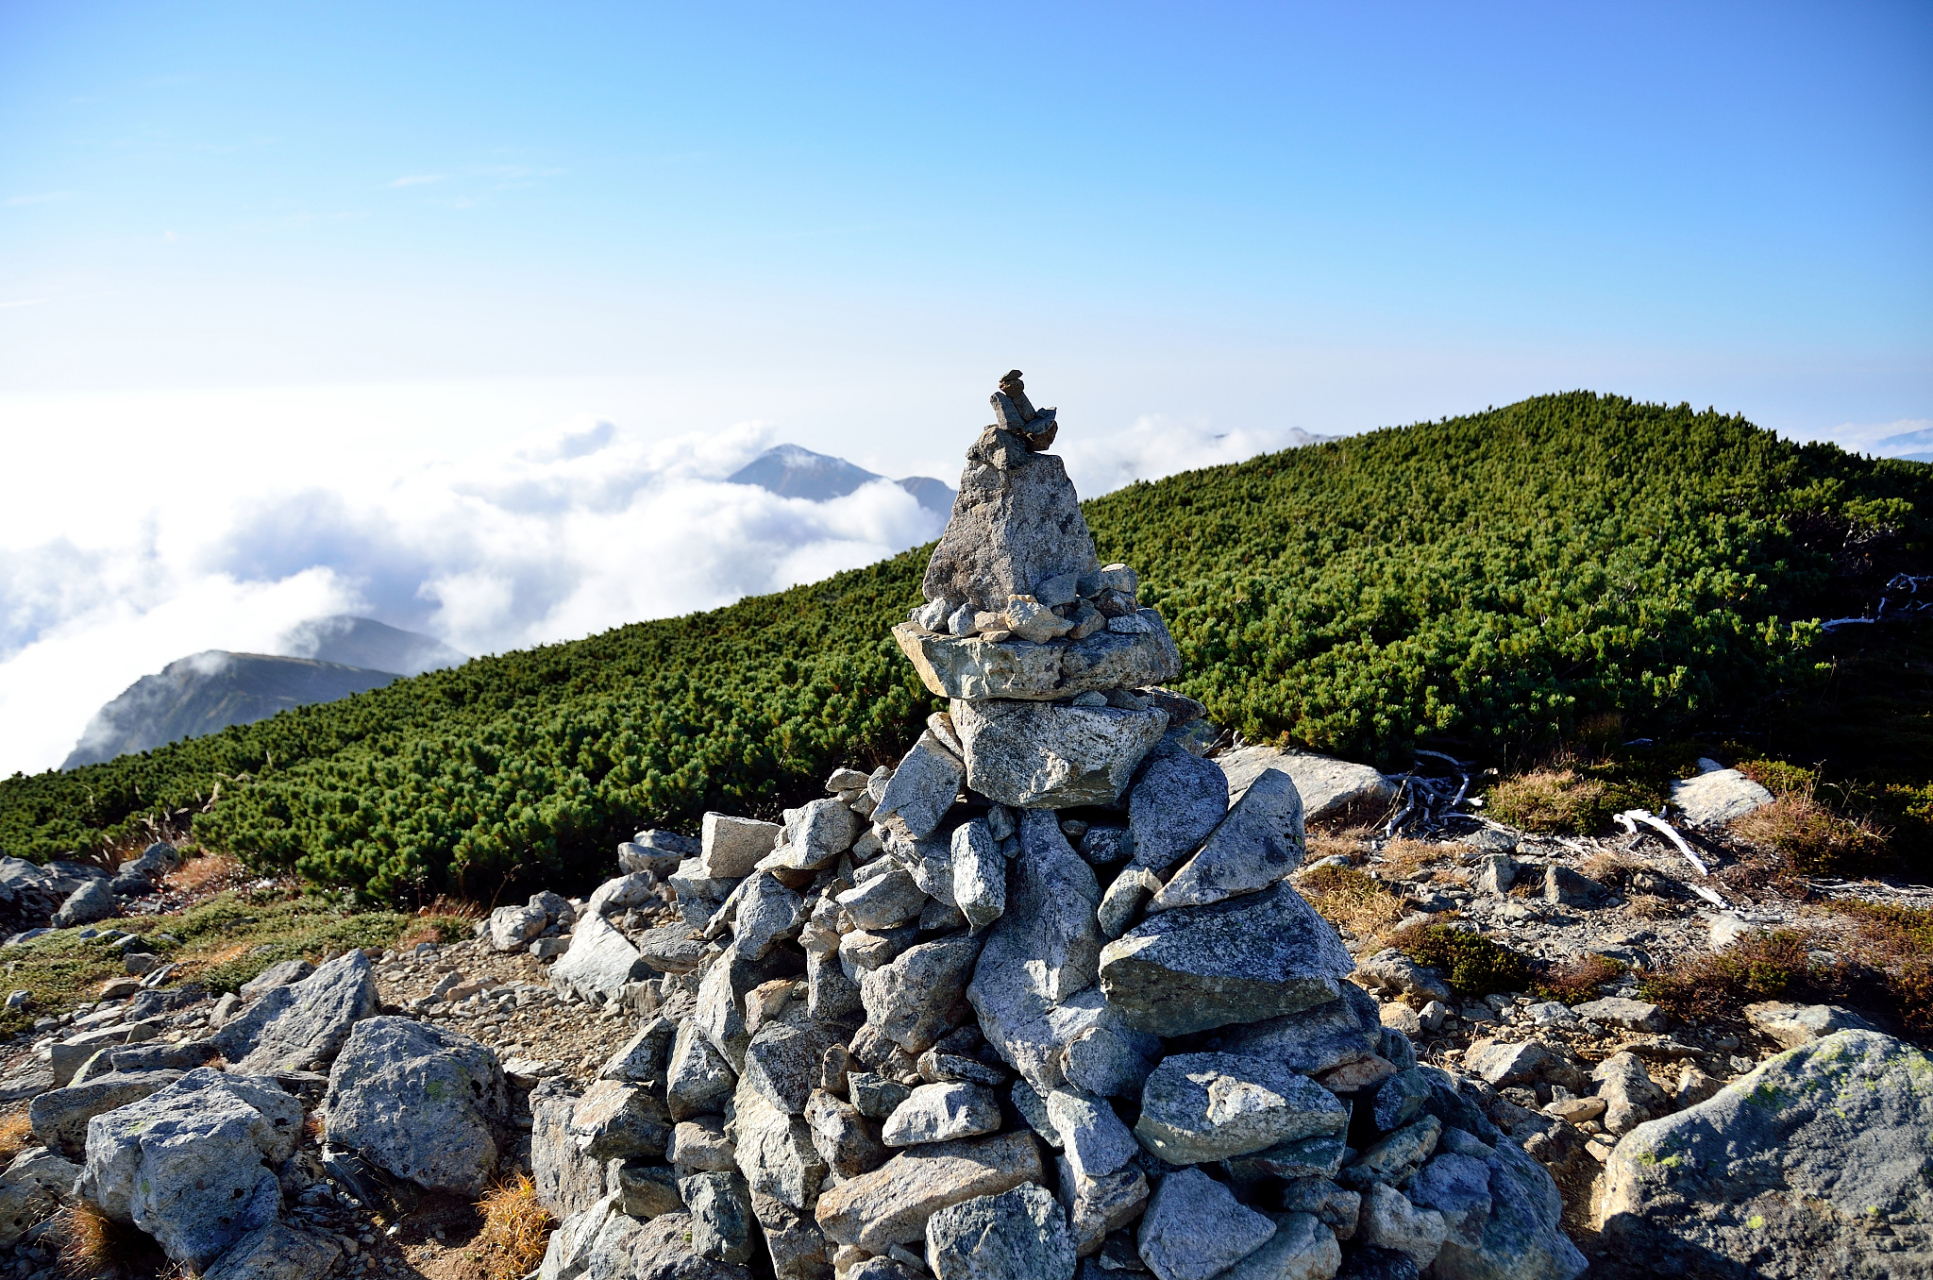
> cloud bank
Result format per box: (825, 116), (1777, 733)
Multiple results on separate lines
(0, 409), (1327, 777)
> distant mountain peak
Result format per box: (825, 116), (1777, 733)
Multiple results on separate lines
(277, 615), (466, 677)
(727, 444), (955, 517)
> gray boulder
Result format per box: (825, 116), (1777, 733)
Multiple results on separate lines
(1136, 1165), (1276, 1280)
(1669, 766), (1774, 825)
(1219, 1212), (1339, 1280)
(804, 1088), (889, 1178)
(770, 798), (859, 871)
(29, 1067), (182, 1158)
(568, 1078), (672, 1161)
(837, 867), (928, 931)
(54, 878), (117, 928)
(732, 873), (806, 959)
(1216, 746), (1397, 825)
(1210, 990), (1383, 1077)
(954, 698), (1169, 809)
(668, 1019), (738, 1119)
(919, 435), (1099, 615)
(530, 1079), (606, 1220)
(881, 1081), (1002, 1146)
(324, 1017), (508, 1194)
(578, 1207), (753, 1279)
(893, 613), (1180, 702)
(1744, 1000), (1876, 1049)
(680, 1170), (756, 1264)
(78, 1067), (303, 1272)
(814, 1130), (1046, 1251)
(214, 949), (379, 1073)
(1597, 1029), (1932, 1278)
(552, 910), (653, 1005)
(1, 1147), (81, 1249)
(862, 932), (983, 1053)
(489, 901), (550, 951)
(1127, 737), (1230, 874)
(608, 1159), (682, 1218)
(1148, 767), (1304, 912)
(731, 1086), (826, 1209)
(950, 818), (1006, 930)
(1136, 1053), (1348, 1164)
(600, 1016), (677, 1084)
(1358, 1183), (1445, 1271)
(741, 1007), (845, 1115)
(1098, 881), (1355, 1036)
(698, 812), (783, 879)
(238, 959), (314, 1001)
(200, 1221), (342, 1280)
(1431, 1133), (1583, 1280)
(926, 1182), (1078, 1280)
(874, 731), (965, 838)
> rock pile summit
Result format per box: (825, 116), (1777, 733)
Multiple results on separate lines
(526, 374), (1590, 1278)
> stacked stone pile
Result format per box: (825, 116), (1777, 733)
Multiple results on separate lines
(527, 374), (1588, 1280)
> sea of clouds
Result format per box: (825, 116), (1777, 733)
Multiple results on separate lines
(0, 411), (1319, 776)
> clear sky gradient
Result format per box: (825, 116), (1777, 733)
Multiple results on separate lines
(0, 1), (1929, 774)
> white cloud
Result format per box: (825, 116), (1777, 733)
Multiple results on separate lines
(389, 174), (444, 187)
(1056, 415), (1330, 496)
(1791, 418), (1933, 459)
(0, 395), (1329, 777)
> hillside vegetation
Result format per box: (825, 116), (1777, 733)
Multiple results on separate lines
(2, 392), (1926, 902)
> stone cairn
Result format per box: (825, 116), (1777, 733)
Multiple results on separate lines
(533, 372), (1586, 1279)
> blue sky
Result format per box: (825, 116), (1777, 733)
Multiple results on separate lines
(0, 1), (1928, 773)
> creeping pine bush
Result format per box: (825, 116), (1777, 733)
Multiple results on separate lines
(1387, 923), (1533, 997)
(2, 393), (1926, 902)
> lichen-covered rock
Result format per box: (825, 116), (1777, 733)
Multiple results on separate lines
(580, 1207), (754, 1279)
(324, 1017), (507, 1194)
(79, 1068), (303, 1272)
(1126, 737), (1230, 874)
(681, 1170), (756, 1264)
(1597, 1030), (1932, 1279)
(950, 818), (1006, 930)
(568, 1077), (672, 1161)
(741, 1006), (846, 1116)
(1135, 1053), (1348, 1165)
(814, 1130), (1045, 1251)
(894, 614), (1181, 704)
(953, 698), (1169, 809)
(1218, 1212), (1340, 1280)
(732, 1086), (826, 1210)
(213, 949), (379, 1073)
(1669, 766), (1774, 825)
(1149, 767), (1304, 912)
(1358, 1184), (1446, 1271)
(920, 439), (1099, 616)
(862, 932), (983, 1053)
(29, 1068), (181, 1158)
(1098, 881), (1355, 1036)
(1215, 746), (1396, 826)
(1136, 1166), (1276, 1280)
(874, 732), (965, 839)
(531, 1079), (606, 1220)
(925, 1183), (1077, 1280)
(668, 1020), (738, 1120)
(699, 812), (783, 879)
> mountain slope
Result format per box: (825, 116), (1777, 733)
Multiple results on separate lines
(62, 653), (402, 769)
(728, 443), (955, 515)
(2, 394), (1925, 902)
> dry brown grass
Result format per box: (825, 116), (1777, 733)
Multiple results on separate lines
(1484, 768), (1608, 834)
(56, 1201), (165, 1279)
(164, 851), (247, 896)
(1306, 830), (1367, 864)
(1580, 850), (1642, 887)
(1627, 893), (1680, 920)
(0, 1110), (31, 1162)
(1820, 900), (1933, 1037)
(1732, 791), (1888, 877)
(469, 1175), (552, 1280)
(1297, 864), (1409, 943)
(399, 897), (488, 949)
(1377, 839), (1449, 882)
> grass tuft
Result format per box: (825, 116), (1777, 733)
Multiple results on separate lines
(471, 1174), (553, 1280)
(0, 1111), (30, 1163)
(56, 1201), (164, 1279)
(1731, 792), (1889, 877)
(1297, 865), (1409, 943)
